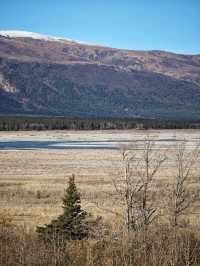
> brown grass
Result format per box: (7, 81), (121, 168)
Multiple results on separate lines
(0, 130), (200, 265)
(1, 218), (200, 266)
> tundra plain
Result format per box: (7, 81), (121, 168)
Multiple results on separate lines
(0, 129), (200, 230)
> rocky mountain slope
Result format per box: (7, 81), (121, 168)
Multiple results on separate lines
(0, 30), (200, 119)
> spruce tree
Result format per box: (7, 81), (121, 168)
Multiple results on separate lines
(37, 174), (88, 240)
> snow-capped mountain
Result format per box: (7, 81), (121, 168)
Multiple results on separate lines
(0, 30), (98, 46)
(0, 30), (57, 40)
(0, 30), (200, 119)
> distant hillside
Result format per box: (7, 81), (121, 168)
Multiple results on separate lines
(0, 30), (200, 119)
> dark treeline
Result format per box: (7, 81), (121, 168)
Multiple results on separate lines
(0, 115), (200, 131)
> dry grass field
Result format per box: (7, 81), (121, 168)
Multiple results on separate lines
(1, 129), (200, 265)
(0, 129), (200, 229)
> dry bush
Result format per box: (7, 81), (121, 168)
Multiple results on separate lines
(111, 139), (167, 232)
(166, 140), (200, 228)
(1, 221), (200, 266)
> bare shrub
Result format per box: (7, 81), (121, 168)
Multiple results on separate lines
(166, 140), (200, 228)
(113, 139), (167, 233)
(1, 222), (200, 266)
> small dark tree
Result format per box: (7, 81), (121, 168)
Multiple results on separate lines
(37, 174), (88, 240)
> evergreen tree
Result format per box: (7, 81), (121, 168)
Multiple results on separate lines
(36, 174), (88, 240)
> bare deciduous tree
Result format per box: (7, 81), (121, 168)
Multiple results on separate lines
(167, 140), (200, 228)
(114, 139), (167, 232)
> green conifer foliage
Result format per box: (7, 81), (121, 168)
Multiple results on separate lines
(36, 174), (88, 240)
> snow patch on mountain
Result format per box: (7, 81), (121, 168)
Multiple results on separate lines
(0, 30), (101, 46)
(0, 30), (73, 41)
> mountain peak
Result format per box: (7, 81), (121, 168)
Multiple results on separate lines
(0, 30), (79, 43)
(0, 30), (99, 46)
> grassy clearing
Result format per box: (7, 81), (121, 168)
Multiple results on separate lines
(0, 130), (200, 265)
(0, 130), (200, 227)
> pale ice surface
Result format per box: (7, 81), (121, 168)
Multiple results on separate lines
(0, 130), (199, 150)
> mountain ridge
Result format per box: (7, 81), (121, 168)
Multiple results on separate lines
(0, 30), (200, 119)
(0, 30), (199, 55)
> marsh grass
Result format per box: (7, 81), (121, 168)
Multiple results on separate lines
(1, 130), (200, 265)
(1, 218), (200, 266)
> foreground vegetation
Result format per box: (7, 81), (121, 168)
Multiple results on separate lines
(1, 219), (200, 266)
(0, 131), (200, 265)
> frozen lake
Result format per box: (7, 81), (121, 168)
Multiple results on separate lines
(0, 138), (199, 150)
(0, 129), (199, 150)
(0, 140), (119, 150)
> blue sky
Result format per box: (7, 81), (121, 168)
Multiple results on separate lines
(0, 0), (199, 54)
